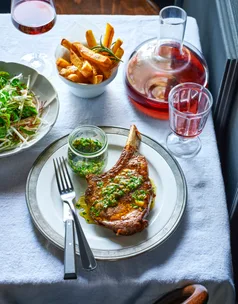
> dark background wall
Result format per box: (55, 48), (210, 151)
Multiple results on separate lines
(180, 0), (238, 296)
(181, 0), (238, 217)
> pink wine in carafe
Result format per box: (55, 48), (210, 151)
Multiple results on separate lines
(125, 6), (208, 120)
(12, 0), (56, 35)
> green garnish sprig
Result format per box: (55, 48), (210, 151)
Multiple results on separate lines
(91, 37), (123, 63)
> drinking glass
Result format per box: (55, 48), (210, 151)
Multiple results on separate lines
(11, 0), (56, 75)
(166, 83), (213, 158)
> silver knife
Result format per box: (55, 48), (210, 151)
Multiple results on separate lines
(63, 201), (77, 279)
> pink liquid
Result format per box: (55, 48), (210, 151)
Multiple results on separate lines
(12, 0), (56, 35)
(173, 98), (206, 138)
(125, 41), (208, 120)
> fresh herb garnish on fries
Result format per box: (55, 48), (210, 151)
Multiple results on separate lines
(91, 37), (123, 63)
(56, 23), (124, 85)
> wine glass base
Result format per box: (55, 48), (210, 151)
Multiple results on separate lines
(166, 133), (201, 158)
(21, 53), (52, 77)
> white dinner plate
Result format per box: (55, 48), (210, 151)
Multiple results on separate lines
(26, 126), (187, 260)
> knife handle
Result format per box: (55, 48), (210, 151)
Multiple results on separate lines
(64, 219), (77, 280)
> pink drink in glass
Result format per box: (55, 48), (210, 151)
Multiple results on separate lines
(167, 83), (213, 158)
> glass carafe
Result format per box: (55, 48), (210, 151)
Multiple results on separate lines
(125, 6), (208, 120)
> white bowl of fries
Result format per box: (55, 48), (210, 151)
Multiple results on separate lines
(55, 23), (124, 98)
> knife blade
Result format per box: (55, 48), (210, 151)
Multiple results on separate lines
(63, 201), (77, 280)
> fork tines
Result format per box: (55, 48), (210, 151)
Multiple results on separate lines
(53, 157), (73, 194)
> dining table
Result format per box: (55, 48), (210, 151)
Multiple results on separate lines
(0, 14), (235, 304)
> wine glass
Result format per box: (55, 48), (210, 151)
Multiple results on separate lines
(11, 0), (56, 75)
(166, 83), (213, 158)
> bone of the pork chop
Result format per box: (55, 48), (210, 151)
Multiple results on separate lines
(125, 124), (141, 151)
(94, 125), (141, 178)
(85, 125), (154, 236)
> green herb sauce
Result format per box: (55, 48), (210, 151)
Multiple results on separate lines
(68, 137), (106, 177)
(90, 169), (144, 216)
(72, 137), (103, 154)
(76, 196), (95, 224)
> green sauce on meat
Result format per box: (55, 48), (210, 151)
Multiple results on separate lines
(90, 169), (145, 216)
(132, 189), (148, 201)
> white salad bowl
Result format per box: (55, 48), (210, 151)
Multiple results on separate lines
(0, 61), (59, 158)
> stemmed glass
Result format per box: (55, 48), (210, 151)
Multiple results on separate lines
(11, 0), (56, 75)
(166, 83), (213, 158)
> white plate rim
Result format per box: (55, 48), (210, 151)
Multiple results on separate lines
(26, 126), (187, 260)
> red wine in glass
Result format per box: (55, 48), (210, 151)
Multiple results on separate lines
(11, 0), (56, 75)
(11, 0), (56, 35)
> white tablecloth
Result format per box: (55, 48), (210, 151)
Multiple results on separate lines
(0, 15), (235, 304)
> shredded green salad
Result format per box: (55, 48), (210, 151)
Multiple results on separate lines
(0, 71), (44, 152)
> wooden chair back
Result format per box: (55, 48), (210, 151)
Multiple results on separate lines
(154, 284), (209, 304)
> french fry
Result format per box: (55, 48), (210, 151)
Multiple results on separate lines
(94, 75), (103, 84)
(59, 66), (78, 77)
(92, 65), (99, 76)
(115, 47), (124, 59)
(59, 68), (68, 77)
(75, 70), (89, 83)
(60, 66), (88, 83)
(86, 60), (101, 76)
(81, 60), (93, 78)
(56, 58), (71, 68)
(86, 30), (97, 48)
(96, 65), (112, 79)
(89, 75), (103, 84)
(67, 74), (81, 83)
(61, 39), (72, 51)
(70, 50), (84, 70)
(77, 57), (101, 76)
(57, 23), (123, 85)
(112, 38), (123, 54)
(73, 43), (112, 68)
(103, 23), (114, 48)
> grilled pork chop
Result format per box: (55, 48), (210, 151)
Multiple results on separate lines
(85, 125), (154, 235)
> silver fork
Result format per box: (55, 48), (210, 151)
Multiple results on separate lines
(53, 157), (97, 271)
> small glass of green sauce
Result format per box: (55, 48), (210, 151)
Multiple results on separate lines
(68, 125), (108, 177)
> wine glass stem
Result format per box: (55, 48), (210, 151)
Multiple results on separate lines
(23, 35), (45, 71)
(31, 35), (40, 58)
(179, 136), (188, 142)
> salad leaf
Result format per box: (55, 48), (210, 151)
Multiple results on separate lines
(0, 126), (7, 138)
(11, 78), (26, 89)
(0, 71), (43, 152)
(19, 126), (38, 135)
(9, 110), (19, 122)
(0, 71), (10, 78)
(0, 113), (10, 138)
(0, 113), (10, 128)
(22, 105), (38, 118)
(0, 77), (8, 89)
